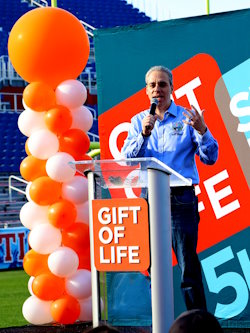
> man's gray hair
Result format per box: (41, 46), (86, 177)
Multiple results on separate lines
(145, 65), (173, 86)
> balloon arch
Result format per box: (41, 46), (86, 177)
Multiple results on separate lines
(8, 6), (94, 325)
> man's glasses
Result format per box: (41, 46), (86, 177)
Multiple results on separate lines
(147, 81), (168, 88)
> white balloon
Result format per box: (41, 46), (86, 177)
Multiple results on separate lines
(48, 246), (79, 277)
(28, 129), (59, 160)
(55, 80), (87, 109)
(20, 201), (49, 230)
(18, 108), (46, 137)
(65, 269), (92, 300)
(25, 182), (32, 202)
(46, 152), (76, 182)
(78, 297), (103, 322)
(22, 98), (30, 110)
(22, 296), (53, 325)
(79, 297), (92, 321)
(62, 176), (88, 204)
(76, 201), (89, 224)
(28, 276), (35, 296)
(71, 106), (93, 133)
(29, 223), (62, 254)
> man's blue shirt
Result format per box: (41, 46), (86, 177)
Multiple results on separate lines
(121, 101), (218, 184)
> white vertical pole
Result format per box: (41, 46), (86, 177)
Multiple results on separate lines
(148, 168), (174, 333)
(87, 172), (100, 328)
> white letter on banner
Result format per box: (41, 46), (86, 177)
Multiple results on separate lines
(99, 227), (113, 244)
(116, 246), (128, 264)
(129, 246), (140, 263)
(129, 206), (141, 224)
(204, 170), (240, 219)
(109, 122), (130, 160)
(100, 247), (110, 264)
(118, 207), (129, 224)
(229, 91), (250, 137)
(114, 226), (125, 244)
(98, 207), (111, 224)
(174, 77), (202, 111)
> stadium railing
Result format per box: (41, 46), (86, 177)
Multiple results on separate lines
(0, 55), (97, 94)
(0, 175), (26, 228)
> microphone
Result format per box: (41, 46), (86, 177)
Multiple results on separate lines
(149, 98), (158, 115)
(145, 98), (158, 131)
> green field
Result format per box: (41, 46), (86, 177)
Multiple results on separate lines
(0, 270), (30, 328)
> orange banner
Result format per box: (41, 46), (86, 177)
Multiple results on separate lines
(92, 198), (150, 271)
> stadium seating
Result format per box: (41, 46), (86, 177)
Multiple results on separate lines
(0, 0), (151, 176)
(0, 0), (32, 56)
(0, 112), (26, 173)
(57, 0), (150, 29)
(0, 0), (151, 56)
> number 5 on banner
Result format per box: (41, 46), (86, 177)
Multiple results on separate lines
(201, 246), (250, 319)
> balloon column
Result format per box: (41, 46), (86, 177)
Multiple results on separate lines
(8, 7), (94, 325)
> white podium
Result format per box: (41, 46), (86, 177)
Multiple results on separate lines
(71, 157), (191, 333)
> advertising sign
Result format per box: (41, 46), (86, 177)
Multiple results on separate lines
(0, 227), (29, 270)
(94, 9), (250, 326)
(92, 198), (150, 272)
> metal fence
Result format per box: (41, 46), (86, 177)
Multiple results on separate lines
(0, 55), (97, 95)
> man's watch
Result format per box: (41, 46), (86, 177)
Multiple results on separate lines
(141, 131), (151, 137)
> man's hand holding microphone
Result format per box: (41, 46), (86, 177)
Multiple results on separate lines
(142, 98), (158, 137)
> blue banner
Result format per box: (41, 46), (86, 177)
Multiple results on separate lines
(0, 227), (29, 270)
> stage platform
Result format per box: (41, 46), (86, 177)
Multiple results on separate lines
(0, 323), (249, 333)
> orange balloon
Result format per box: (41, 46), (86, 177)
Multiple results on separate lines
(59, 129), (90, 160)
(29, 176), (62, 206)
(51, 295), (80, 324)
(20, 155), (47, 181)
(23, 82), (56, 111)
(62, 223), (90, 253)
(44, 105), (72, 134)
(23, 249), (49, 277)
(25, 138), (31, 156)
(32, 273), (65, 301)
(8, 7), (90, 88)
(78, 247), (91, 271)
(48, 200), (77, 229)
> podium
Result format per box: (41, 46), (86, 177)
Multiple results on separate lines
(71, 157), (191, 333)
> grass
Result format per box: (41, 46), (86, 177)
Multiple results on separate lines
(0, 270), (30, 328)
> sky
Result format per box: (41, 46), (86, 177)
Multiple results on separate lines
(125, 0), (250, 21)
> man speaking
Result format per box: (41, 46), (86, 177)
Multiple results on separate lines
(121, 65), (218, 310)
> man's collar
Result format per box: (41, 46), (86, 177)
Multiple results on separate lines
(166, 101), (177, 117)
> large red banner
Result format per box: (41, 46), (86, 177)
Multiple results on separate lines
(99, 54), (249, 256)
